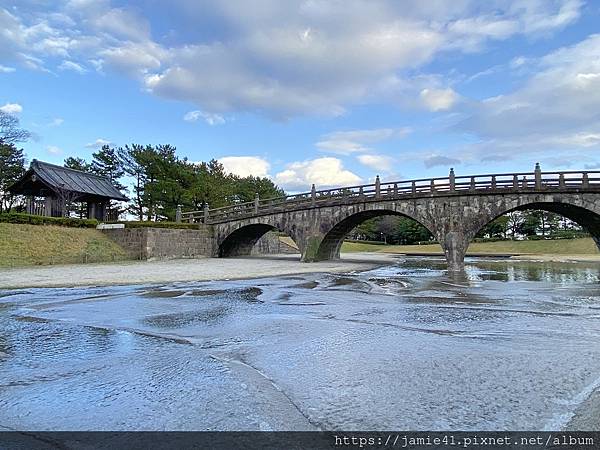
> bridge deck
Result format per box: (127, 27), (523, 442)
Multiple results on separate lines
(180, 168), (600, 225)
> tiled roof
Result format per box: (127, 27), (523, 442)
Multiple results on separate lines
(26, 159), (127, 200)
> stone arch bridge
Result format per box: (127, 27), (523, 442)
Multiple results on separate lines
(180, 165), (600, 271)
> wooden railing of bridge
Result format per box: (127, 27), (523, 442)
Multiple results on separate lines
(178, 165), (600, 225)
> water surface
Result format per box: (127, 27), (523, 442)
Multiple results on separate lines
(1, 257), (599, 430)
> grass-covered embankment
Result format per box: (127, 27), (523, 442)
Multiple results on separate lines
(341, 237), (600, 256)
(0, 223), (129, 268)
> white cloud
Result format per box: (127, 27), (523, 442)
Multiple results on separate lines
(316, 127), (410, 155)
(85, 138), (112, 149)
(420, 88), (459, 111)
(49, 118), (64, 127)
(0, 64), (15, 73)
(91, 7), (151, 42)
(219, 156), (270, 178)
(58, 60), (87, 74)
(140, 1), (581, 117)
(46, 145), (62, 155)
(99, 41), (165, 77)
(356, 154), (395, 173)
(183, 110), (226, 125)
(510, 56), (528, 68)
(0, 103), (22, 114)
(514, 0), (582, 34)
(0, 1), (585, 118)
(274, 157), (361, 190)
(457, 33), (600, 158)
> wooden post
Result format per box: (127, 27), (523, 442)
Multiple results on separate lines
(535, 162), (542, 189)
(513, 174), (518, 190)
(26, 196), (33, 214)
(375, 175), (381, 198)
(175, 205), (182, 223)
(522, 176), (528, 189)
(254, 193), (260, 214)
(311, 184), (316, 206)
(393, 183), (398, 196)
(449, 168), (455, 192)
(559, 173), (565, 188)
(45, 196), (53, 217)
(98, 202), (107, 221)
(583, 172), (589, 188)
(430, 179), (435, 193)
(491, 175), (497, 190)
(203, 204), (209, 223)
(411, 181), (416, 194)
(470, 177), (476, 191)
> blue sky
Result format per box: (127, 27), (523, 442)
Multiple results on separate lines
(1, 0), (600, 191)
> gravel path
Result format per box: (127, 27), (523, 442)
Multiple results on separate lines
(0, 253), (397, 289)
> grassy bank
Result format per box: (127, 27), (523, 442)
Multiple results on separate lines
(0, 223), (129, 268)
(341, 237), (600, 255)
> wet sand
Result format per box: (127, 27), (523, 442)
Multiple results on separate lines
(0, 253), (397, 289)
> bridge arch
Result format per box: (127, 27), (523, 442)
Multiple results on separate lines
(218, 223), (276, 257)
(216, 218), (302, 258)
(471, 200), (600, 252)
(312, 209), (434, 261)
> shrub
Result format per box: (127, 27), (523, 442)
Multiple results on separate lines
(472, 237), (511, 243)
(549, 230), (590, 240)
(0, 212), (98, 228)
(344, 239), (387, 245)
(114, 221), (199, 230)
(526, 235), (545, 240)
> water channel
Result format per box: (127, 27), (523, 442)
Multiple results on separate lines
(1, 257), (599, 430)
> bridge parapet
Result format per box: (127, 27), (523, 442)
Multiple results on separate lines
(180, 166), (600, 224)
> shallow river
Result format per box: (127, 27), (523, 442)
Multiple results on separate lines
(1, 257), (599, 430)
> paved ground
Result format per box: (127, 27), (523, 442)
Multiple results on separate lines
(0, 253), (398, 289)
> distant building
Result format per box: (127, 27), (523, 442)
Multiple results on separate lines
(9, 159), (127, 221)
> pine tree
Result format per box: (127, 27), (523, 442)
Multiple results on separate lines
(64, 157), (92, 172)
(0, 143), (26, 213)
(91, 145), (126, 192)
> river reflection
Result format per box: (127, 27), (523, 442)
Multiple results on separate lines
(0, 257), (599, 431)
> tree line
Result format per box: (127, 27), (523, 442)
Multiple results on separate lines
(0, 110), (283, 221)
(475, 211), (587, 240)
(64, 144), (283, 221)
(351, 211), (588, 245)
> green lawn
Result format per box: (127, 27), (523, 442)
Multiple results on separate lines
(0, 223), (129, 267)
(341, 237), (600, 255)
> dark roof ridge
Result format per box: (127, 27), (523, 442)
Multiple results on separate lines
(31, 159), (114, 181)
(21, 159), (128, 201)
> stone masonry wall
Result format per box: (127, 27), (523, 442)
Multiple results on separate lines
(144, 226), (215, 260)
(251, 231), (299, 255)
(102, 225), (216, 260)
(101, 228), (146, 259)
(102, 226), (295, 260)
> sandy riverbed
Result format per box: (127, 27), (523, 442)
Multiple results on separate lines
(1, 252), (598, 289)
(0, 253), (397, 289)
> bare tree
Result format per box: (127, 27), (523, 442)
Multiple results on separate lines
(53, 183), (84, 217)
(0, 111), (31, 144)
